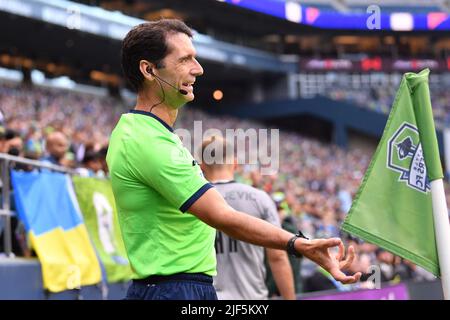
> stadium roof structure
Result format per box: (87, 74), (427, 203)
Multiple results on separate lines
(83, 0), (450, 32)
(218, 0), (450, 31)
(67, 0), (448, 61)
(1, 0), (449, 105)
(0, 0), (301, 106)
(259, 0), (449, 13)
(0, 0), (297, 73)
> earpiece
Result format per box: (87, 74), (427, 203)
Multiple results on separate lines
(145, 63), (188, 96)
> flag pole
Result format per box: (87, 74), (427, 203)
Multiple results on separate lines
(430, 179), (450, 300)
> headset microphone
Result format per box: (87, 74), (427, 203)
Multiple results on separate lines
(149, 68), (188, 95)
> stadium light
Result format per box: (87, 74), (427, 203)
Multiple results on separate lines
(213, 90), (224, 101)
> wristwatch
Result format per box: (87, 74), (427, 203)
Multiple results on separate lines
(286, 230), (309, 258)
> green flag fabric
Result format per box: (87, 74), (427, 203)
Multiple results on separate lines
(342, 69), (442, 276)
(72, 176), (134, 282)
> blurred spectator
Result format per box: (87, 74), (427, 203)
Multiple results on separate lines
(4, 129), (23, 157)
(266, 191), (303, 296)
(69, 131), (85, 163)
(98, 145), (109, 177)
(24, 123), (42, 156)
(40, 131), (69, 166)
(375, 248), (396, 283)
(0, 126), (5, 152)
(405, 261), (436, 282)
(76, 150), (102, 177)
(0, 130), (28, 257)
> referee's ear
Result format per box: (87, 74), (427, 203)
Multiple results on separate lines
(139, 60), (156, 82)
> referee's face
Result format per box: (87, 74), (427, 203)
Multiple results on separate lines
(158, 32), (203, 107)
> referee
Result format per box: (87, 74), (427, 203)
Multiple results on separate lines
(107, 19), (361, 300)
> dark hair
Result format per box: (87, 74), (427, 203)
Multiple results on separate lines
(99, 145), (108, 157)
(121, 19), (193, 92)
(82, 150), (101, 164)
(5, 129), (20, 140)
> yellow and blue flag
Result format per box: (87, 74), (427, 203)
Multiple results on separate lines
(11, 170), (102, 292)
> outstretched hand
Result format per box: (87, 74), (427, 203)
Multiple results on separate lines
(296, 237), (362, 284)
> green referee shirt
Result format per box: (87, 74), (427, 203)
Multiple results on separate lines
(106, 110), (216, 278)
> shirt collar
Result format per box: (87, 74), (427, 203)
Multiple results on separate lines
(129, 109), (174, 132)
(211, 180), (236, 185)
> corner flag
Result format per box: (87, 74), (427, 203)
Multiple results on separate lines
(342, 69), (450, 298)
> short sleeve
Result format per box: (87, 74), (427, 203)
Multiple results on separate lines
(127, 134), (213, 212)
(259, 191), (281, 227)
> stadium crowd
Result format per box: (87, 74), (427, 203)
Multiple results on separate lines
(0, 80), (440, 295)
(327, 84), (450, 128)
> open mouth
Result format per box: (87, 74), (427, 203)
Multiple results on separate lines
(182, 82), (194, 89)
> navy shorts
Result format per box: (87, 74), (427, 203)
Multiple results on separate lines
(125, 273), (218, 300)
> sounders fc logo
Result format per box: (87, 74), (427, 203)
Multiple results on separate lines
(387, 122), (430, 193)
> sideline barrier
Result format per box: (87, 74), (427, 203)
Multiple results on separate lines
(298, 279), (443, 300)
(0, 258), (443, 299)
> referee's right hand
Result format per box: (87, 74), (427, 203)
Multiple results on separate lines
(295, 237), (362, 284)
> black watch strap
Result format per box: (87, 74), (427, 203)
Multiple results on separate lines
(286, 230), (309, 258)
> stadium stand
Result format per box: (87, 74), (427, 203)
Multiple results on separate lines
(1, 0), (449, 300)
(293, 72), (450, 128)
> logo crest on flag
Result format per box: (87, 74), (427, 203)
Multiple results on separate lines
(387, 122), (430, 193)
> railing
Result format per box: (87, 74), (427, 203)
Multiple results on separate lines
(0, 153), (76, 257)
